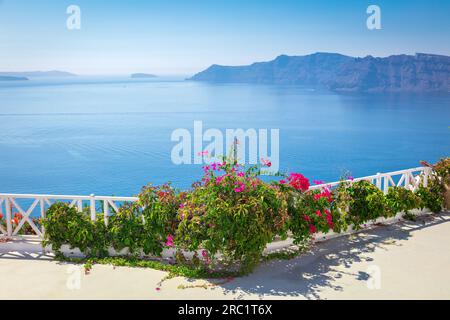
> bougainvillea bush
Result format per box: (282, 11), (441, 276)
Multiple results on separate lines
(41, 157), (447, 274)
(176, 162), (291, 272)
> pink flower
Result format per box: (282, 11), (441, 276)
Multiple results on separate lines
(280, 179), (286, 184)
(237, 172), (244, 177)
(313, 180), (324, 185)
(309, 224), (316, 234)
(215, 176), (224, 184)
(211, 162), (223, 171)
(303, 215), (311, 222)
(316, 210), (322, 217)
(314, 189), (333, 203)
(165, 234), (174, 248)
(288, 173), (310, 191)
(155, 287), (161, 291)
(179, 203), (185, 209)
(233, 182), (245, 193)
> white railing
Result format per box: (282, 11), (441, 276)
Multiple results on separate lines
(309, 166), (431, 193)
(0, 193), (137, 238)
(0, 166), (433, 238)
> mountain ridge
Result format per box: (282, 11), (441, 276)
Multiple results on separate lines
(0, 70), (77, 77)
(189, 52), (450, 93)
(0, 75), (28, 81)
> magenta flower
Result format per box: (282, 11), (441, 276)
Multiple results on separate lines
(234, 182), (245, 193)
(313, 180), (324, 185)
(165, 234), (174, 248)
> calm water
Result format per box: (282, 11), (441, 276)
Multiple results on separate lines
(0, 76), (449, 197)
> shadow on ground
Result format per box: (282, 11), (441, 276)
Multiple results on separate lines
(0, 236), (54, 260)
(208, 212), (450, 299)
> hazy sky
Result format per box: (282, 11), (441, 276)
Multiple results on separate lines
(0, 0), (449, 75)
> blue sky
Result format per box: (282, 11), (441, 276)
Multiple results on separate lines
(0, 0), (449, 75)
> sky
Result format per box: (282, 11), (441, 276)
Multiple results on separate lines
(0, 0), (449, 75)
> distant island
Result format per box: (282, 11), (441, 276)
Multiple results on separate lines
(0, 75), (28, 81)
(189, 52), (450, 93)
(131, 73), (157, 79)
(0, 71), (77, 78)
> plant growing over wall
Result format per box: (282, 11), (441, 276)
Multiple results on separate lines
(416, 182), (443, 213)
(288, 185), (337, 245)
(40, 158), (448, 275)
(139, 184), (183, 255)
(334, 180), (391, 229)
(386, 186), (421, 220)
(421, 158), (449, 210)
(107, 203), (144, 255)
(42, 203), (108, 257)
(176, 161), (290, 273)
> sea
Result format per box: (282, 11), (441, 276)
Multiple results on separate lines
(0, 76), (449, 197)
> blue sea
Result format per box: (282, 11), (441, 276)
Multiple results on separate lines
(0, 76), (449, 197)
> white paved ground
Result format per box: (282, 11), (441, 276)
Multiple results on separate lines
(1, 212), (450, 300)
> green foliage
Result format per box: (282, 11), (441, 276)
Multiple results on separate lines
(386, 186), (421, 216)
(107, 203), (145, 254)
(176, 163), (289, 273)
(416, 182), (443, 213)
(425, 157), (450, 210)
(42, 203), (108, 257)
(57, 255), (241, 279)
(139, 184), (183, 255)
(288, 188), (336, 245)
(334, 180), (391, 230)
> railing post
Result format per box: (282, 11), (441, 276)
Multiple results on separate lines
(40, 199), (46, 234)
(423, 167), (430, 188)
(90, 194), (96, 221)
(5, 198), (12, 237)
(404, 171), (410, 190)
(77, 199), (83, 212)
(383, 174), (389, 194)
(103, 200), (109, 226)
(376, 172), (382, 190)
